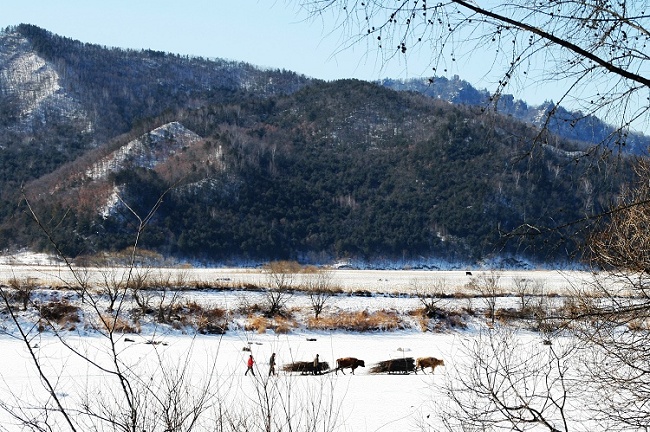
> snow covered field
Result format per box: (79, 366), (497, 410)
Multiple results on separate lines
(0, 262), (595, 295)
(0, 261), (605, 431)
(0, 330), (463, 431)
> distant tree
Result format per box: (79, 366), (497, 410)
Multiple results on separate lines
(466, 271), (502, 327)
(411, 277), (447, 317)
(302, 266), (337, 319)
(263, 260), (301, 316)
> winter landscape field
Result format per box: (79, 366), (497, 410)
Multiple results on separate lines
(0, 254), (610, 431)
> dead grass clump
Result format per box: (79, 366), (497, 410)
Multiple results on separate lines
(196, 317), (228, 334)
(273, 316), (297, 334)
(555, 296), (595, 320)
(495, 305), (547, 322)
(165, 301), (228, 331)
(409, 307), (467, 332)
(171, 301), (228, 334)
(236, 302), (264, 315)
(39, 301), (80, 329)
(98, 314), (141, 333)
(246, 316), (270, 333)
(628, 319), (650, 331)
(307, 309), (404, 331)
(7, 277), (38, 310)
(413, 312), (430, 332)
(245, 315), (297, 334)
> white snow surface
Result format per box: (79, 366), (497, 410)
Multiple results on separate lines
(0, 259), (610, 431)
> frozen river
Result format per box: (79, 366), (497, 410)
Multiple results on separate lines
(0, 263), (594, 295)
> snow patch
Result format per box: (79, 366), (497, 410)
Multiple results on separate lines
(85, 121), (202, 180)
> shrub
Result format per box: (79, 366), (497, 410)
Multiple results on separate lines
(98, 314), (141, 333)
(39, 301), (80, 329)
(196, 306), (228, 334)
(167, 301), (228, 334)
(273, 316), (297, 334)
(246, 316), (269, 334)
(409, 309), (430, 332)
(245, 315), (296, 334)
(7, 277), (37, 310)
(307, 309), (404, 331)
(410, 307), (468, 331)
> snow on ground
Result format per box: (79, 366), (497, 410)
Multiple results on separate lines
(0, 261), (610, 431)
(0, 330), (463, 431)
(0, 263), (596, 295)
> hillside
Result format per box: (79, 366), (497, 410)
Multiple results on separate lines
(381, 76), (650, 155)
(0, 25), (636, 265)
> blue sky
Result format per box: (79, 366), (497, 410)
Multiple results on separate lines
(1, 1), (414, 81)
(2, 2), (532, 90)
(0, 1), (610, 111)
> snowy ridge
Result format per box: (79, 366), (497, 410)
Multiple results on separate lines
(0, 31), (92, 134)
(85, 122), (203, 181)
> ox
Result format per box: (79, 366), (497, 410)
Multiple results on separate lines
(336, 357), (365, 375)
(415, 357), (445, 374)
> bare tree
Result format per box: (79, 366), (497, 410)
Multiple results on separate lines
(238, 367), (344, 432)
(302, 266), (337, 319)
(300, 1), (650, 141)
(150, 269), (183, 323)
(513, 277), (547, 317)
(433, 328), (583, 432)
(588, 158), (650, 274)
(96, 261), (129, 313)
(0, 189), (229, 432)
(282, 5), (650, 430)
(411, 276), (447, 316)
(466, 271), (502, 326)
(6, 276), (37, 311)
(263, 260), (301, 316)
(569, 161), (650, 431)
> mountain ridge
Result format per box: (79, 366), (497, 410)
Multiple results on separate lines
(0, 25), (637, 265)
(381, 76), (650, 155)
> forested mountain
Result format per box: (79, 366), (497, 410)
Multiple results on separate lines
(382, 76), (650, 156)
(0, 24), (308, 185)
(0, 25), (636, 266)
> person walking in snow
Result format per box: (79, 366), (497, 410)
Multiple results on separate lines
(269, 352), (276, 376)
(245, 354), (255, 376)
(313, 353), (320, 375)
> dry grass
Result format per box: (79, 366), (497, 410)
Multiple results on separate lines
(178, 301), (228, 334)
(409, 307), (468, 331)
(273, 316), (297, 334)
(245, 315), (270, 333)
(245, 315), (298, 334)
(628, 318), (650, 331)
(307, 309), (404, 331)
(98, 314), (141, 333)
(409, 308), (430, 331)
(38, 301), (80, 330)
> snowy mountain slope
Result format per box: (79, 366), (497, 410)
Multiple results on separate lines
(0, 30), (92, 136)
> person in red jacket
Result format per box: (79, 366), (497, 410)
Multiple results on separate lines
(245, 354), (255, 376)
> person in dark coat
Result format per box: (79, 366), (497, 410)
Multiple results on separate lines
(313, 353), (320, 375)
(269, 353), (276, 376)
